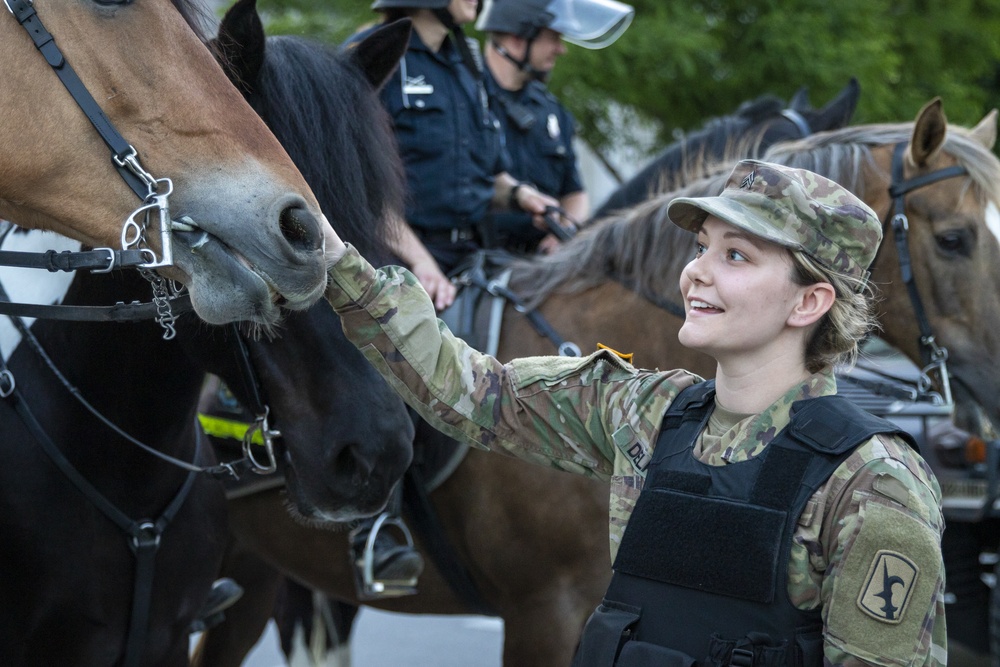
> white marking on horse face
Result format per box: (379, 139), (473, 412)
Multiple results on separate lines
(0, 227), (80, 363)
(985, 201), (1000, 247)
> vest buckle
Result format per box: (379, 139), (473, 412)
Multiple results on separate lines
(729, 648), (754, 667)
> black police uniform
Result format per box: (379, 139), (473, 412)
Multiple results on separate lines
(572, 381), (916, 667)
(363, 27), (508, 274)
(484, 70), (584, 252)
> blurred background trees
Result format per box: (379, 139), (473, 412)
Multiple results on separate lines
(246, 0), (1000, 160)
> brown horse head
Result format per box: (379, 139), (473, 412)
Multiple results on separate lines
(863, 100), (1000, 439)
(0, 0), (327, 326)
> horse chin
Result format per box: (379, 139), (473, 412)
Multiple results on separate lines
(168, 229), (291, 327)
(282, 466), (390, 524)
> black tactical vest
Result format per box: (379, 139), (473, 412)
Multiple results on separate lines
(572, 381), (916, 667)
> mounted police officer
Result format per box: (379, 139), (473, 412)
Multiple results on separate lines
(345, 0), (563, 596)
(478, 0), (633, 252)
(322, 159), (947, 665)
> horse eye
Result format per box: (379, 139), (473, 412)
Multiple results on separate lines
(935, 230), (972, 257)
(92, 0), (133, 6)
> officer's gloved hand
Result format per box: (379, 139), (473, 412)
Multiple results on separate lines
(513, 185), (562, 231)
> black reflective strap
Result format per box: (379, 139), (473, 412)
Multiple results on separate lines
(7, 0), (149, 199)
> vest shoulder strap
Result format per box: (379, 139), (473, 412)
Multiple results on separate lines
(787, 394), (918, 455)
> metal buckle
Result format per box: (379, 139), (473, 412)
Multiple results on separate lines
(90, 248), (116, 274)
(4, 0), (29, 16)
(449, 227), (474, 243)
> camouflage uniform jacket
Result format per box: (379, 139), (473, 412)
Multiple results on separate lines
(326, 245), (947, 667)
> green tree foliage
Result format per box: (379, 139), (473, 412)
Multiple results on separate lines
(248, 0), (1000, 156)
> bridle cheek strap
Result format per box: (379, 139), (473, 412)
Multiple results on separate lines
(6, 0), (154, 199)
(886, 141), (968, 404)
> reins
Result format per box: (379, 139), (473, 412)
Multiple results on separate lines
(886, 141), (968, 407)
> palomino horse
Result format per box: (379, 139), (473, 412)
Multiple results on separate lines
(591, 78), (860, 219)
(1, 0), (327, 326)
(199, 99), (1000, 666)
(0, 16), (413, 667)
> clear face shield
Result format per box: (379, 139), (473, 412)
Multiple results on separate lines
(545, 0), (634, 49)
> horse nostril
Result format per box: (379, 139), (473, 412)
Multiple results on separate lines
(278, 205), (322, 252)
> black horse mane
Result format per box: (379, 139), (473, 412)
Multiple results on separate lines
(592, 94), (791, 220)
(248, 35), (403, 265)
(700, 94), (784, 132)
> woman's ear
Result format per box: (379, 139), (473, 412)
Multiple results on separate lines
(788, 282), (836, 328)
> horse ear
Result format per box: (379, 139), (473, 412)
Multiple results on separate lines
(968, 108), (998, 150)
(213, 0), (266, 95)
(909, 97), (947, 167)
(806, 77), (860, 132)
(347, 18), (412, 91)
(788, 87), (810, 112)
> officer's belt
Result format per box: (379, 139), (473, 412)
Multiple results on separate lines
(416, 226), (479, 244)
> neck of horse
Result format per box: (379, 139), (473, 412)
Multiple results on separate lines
(23, 272), (205, 503)
(497, 280), (716, 378)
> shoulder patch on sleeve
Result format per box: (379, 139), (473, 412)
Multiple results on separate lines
(826, 499), (940, 661)
(856, 550), (919, 624)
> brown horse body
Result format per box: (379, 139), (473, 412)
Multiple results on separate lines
(200, 100), (1000, 665)
(1, 0), (326, 325)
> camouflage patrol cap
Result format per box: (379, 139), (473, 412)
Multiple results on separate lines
(667, 160), (882, 283)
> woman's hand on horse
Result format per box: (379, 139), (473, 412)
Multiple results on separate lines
(322, 215), (349, 266)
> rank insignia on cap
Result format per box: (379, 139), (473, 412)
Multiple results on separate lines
(740, 170), (755, 190)
(856, 550), (919, 624)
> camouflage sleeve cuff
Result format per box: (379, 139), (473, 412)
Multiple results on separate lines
(325, 243), (379, 310)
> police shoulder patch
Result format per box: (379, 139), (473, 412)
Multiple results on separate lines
(856, 550), (919, 624)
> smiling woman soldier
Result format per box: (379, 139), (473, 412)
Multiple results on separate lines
(322, 159), (946, 667)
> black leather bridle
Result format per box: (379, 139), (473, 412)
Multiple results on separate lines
(886, 141), (968, 407)
(3, 0), (183, 336)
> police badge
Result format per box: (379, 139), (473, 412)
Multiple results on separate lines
(547, 113), (561, 140)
